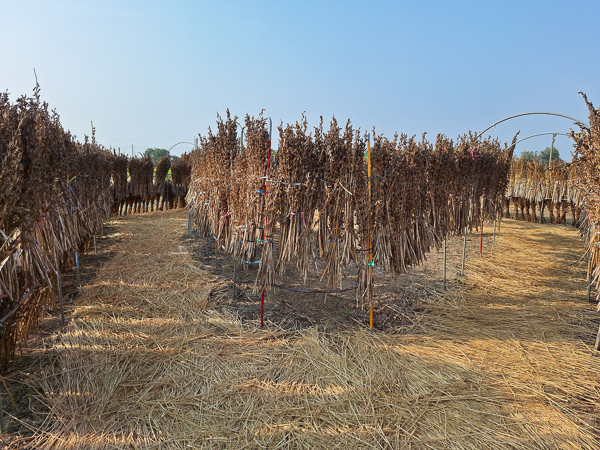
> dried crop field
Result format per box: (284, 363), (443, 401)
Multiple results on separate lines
(5, 209), (599, 449)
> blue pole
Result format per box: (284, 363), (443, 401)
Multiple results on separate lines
(75, 252), (81, 287)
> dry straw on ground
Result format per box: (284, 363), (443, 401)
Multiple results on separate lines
(22, 210), (600, 449)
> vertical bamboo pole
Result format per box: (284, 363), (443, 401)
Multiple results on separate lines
(443, 235), (447, 290)
(368, 134), (373, 330)
(461, 226), (467, 276)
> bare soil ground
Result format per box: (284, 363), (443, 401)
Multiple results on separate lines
(193, 219), (495, 333)
(3, 209), (599, 449)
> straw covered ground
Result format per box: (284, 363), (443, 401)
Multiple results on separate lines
(11, 210), (600, 449)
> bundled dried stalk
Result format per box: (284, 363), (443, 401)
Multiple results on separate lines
(154, 155), (171, 211)
(272, 116), (320, 282)
(171, 153), (192, 208)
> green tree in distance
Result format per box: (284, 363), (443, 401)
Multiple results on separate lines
(519, 147), (563, 165)
(143, 148), (180, 165)
(538, 146), (563, 165)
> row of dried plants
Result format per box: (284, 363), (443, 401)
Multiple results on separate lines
(568, 92), (600, 349)
(0, 86), (113, 368)
(110, 153), (192, 215)
(186, 111), (515, 307)
(505, 158), (584, 225)
(0, 85), (193, 368)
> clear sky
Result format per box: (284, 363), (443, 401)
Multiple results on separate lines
(2, 0), (598, 160)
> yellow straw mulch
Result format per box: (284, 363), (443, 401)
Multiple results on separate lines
(26, 211), (600, 449)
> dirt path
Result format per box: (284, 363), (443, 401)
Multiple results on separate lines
(6, 210), (600, 449)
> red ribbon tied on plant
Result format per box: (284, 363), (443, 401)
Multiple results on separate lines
(470, 146), (479, 160)
(219, 211), (231, 224)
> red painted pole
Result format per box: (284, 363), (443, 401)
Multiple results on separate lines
(480, 218), (484, 256)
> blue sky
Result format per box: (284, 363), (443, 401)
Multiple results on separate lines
(2, 0), (598, 159)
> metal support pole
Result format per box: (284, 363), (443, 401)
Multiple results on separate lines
(461, 227), (467, 276)
(75, 252), (81, 287)
(443, 235), (447, 290)
(367, 134), (374, 330)
(549, 133), (556, 164)
(259, 117), (272, 329)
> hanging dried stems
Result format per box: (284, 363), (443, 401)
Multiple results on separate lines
(273, 115), (320, 282)
(154, 155), (171, 211)
(187, 112), (514, 308)
(109, 152), (191, 216)
(569, 93), (600, 305)
(0, 87), (113, 369)
(355, 132), (516, 300)
(171, 153), (192, 208)
(110, 154), (129, 215)
(505, 157), (582, 226)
